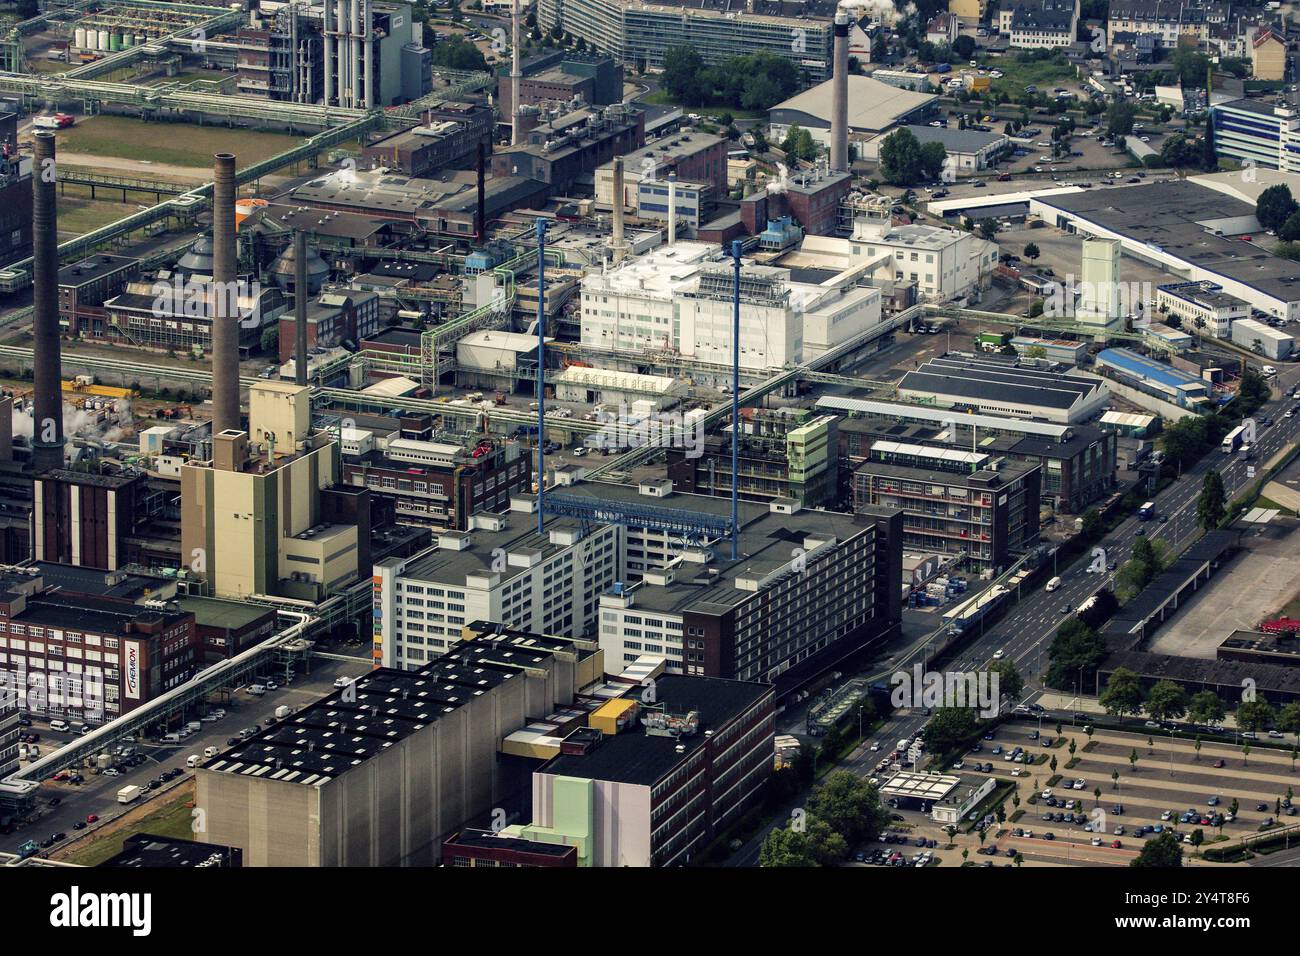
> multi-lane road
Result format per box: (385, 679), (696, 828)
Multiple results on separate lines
(729, 367), (1300, 866)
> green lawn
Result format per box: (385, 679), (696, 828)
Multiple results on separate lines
(56, 789), (197, 867)
(53, 115), (303, 168)
(975, 52), (1079, 101)
(640, 90), (765, 120)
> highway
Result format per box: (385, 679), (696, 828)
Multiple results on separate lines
(728, 367), (1300, 866)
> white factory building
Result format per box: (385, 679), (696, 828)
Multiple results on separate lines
(554, 366), (687, 412)
(579, 242), (884, 372)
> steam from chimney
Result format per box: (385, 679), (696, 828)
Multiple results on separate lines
(31, 132), (63, 474)
(210, 153), (240, 435)
(831, 10), (850, 174)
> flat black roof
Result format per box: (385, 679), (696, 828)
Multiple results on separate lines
(900, 356), (1104, 411)
(538, 674), (770, 787)
(98, 833), (242, 868)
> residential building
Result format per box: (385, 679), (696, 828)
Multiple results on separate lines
(1106, 0), (1230, 45)
(194, 625), (604, 866)
(948, 0), (989, 23)
(1250, 27), (1287, 81)
(519, 674), (774, 866)
(1005, 0), (1079, 48)
(851, 440), (1041, 570)
(926, 12), (960, 44)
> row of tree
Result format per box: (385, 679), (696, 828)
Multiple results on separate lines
(759, 771), (891, 866)
(661, 46), (802, 112)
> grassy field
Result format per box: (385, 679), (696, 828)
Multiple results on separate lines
(54, 115), (303, 168)
(54, 786), (197, 867)
(975, 52), (1079, 101)
(55, 191), (153, 238)
(640, 90), (764, 121)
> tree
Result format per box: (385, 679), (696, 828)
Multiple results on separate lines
(1237, 698), (1275, 737)
(879, 127), (924, 186)
(918, 141), (948, 182)
(1023, 242), (1040, 262)
(1112, 769), (1120, 789)
(430, 36), (487, 72)
(1256, 184), (1298, 233)
(1129, 748), (1140, 772)
(1279, 702), (1300, 747)
(1189, 691), (1226, 729)
(1201, 118), (1217, 171)
(1081, 509), (1103, 539)
(978, 218), (999, 240)
(1195, 470), (1227, 530)
(758, 815), (847, 866)
(1045, 617), (1106, 691)
(661, 45), (705, 103)
(1159, 132), (1201, 168)
(1106, 99), (1137, 138)
(1101, 669), (1145, 721)
(1194, 736), (1202, 762)
(1280, 211), (1300, 243)
(806, 770), (890, 848)
(952, 35), (975, 59)
(780, 124), (818, 163)
(261, 323), (281, 355)
(925, 706), (978, 757)
(988, 659), (1024, 703)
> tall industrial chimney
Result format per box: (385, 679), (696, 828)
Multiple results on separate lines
(210, 152), (240, 435)
(667, 173), (677, 247)
(511, 0), (523, 145)
(294, 229), (309, 386)
(30, 132), (63, 474)
(830, 10), (850, 173)
(475, 140), (487, 244)
(611, 155), (626, 263)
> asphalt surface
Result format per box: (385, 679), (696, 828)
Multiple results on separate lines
(729, 365), (1300, 866)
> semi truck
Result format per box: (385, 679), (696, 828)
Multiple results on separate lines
(117, 785), (141, 804)
(33, 113), (75, 130)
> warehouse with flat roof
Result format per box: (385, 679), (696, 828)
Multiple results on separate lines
(1030, 180), (1300, 322)
(896, 356), (1110, 424)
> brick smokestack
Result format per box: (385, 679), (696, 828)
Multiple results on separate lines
(612, 154), (625, 263)
(831, 10), (850, 173)
(31, 132), (63, 474)
(210, 152), (240, 435)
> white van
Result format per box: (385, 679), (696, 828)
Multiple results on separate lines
(186, 754), (202, 768)
(248, 684), (266, 696)
(49, 719), (70, 733)
(203, 746), (219, 759)
(163, 732), (181, 743)
(1045, 576), (1063, 592)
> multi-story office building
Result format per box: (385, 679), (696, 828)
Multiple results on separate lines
(851, 441), (1041, 571)
(538, 0), (836, 81)
(588, 486), (903, 693)
(1211, 97), (1300, 174)
(579, 241), (882, 374)
(0, 568), (200, 725)
(0, 684), (18, 780)
(834, 410), (1115, 515)
(371, 514), (622, 666)
(195, 625), (604, 866)
(1156, 281), (1250, 339)
(518, 674), (775, 866)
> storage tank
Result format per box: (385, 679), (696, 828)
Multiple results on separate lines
(108, 33), (121, 51)
(136, 34), (146, 46)
(74, 27), (86, 50)
(122, 33), (133, 48)
(98, 30), (109, 50)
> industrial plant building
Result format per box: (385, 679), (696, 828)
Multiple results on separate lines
(194, 625), (605, 866)
(1030, 180), (1300, 322)
(768, 75), (937, 148)
(578, 241), (884, 373)
(897, 355), (1111, 425)
(360, 102), (495, 177)
(495, 50), (624, 118)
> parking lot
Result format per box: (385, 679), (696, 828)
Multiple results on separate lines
(6, 656), (367, 857)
